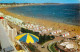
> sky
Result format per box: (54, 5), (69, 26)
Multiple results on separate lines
(0, 0), (79, 3)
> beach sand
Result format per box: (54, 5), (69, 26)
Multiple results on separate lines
(0, 7), (80, 36)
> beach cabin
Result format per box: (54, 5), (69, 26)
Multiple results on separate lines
(62, 33), (70, 37)
(51, 30), (62, 35)
(76, 35), (80, 39)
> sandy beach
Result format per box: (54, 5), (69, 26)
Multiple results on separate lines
(0, 7), (80, 36)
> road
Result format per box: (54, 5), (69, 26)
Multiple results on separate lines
(33, 36), (64, 52)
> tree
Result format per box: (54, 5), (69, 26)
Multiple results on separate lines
(51, 35), (55, 39)
(21, 28), (26, 33)
(47, 35), (50, 40)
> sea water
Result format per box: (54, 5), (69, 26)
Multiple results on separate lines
(7, 4), (80, 25)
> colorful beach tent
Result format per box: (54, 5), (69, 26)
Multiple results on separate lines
(16, 33), (39, 43)
(0, 17), (4, 19)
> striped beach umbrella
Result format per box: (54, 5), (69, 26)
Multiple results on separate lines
(16, 33), (39, 43)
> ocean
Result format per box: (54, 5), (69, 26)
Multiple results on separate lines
(7, 4), (80, 25)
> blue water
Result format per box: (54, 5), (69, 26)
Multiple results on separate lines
(7, 4), (80, 25)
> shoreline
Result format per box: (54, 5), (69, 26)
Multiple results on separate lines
(0, 7), (80, 35)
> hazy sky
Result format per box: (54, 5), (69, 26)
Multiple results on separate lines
(0, 0), (79, 3)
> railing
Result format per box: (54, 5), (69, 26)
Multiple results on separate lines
(0, 19), (29, 52)
(0, 19), (17, 52)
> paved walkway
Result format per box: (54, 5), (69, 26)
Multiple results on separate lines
(33, 36), (64, 52)
(0, 21), (16, 52)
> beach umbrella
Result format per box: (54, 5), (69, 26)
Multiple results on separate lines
(0, 17), (4, 19)
(15, 33), (39, 43)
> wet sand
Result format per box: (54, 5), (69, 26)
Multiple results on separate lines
(0, 7), (80, 36)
